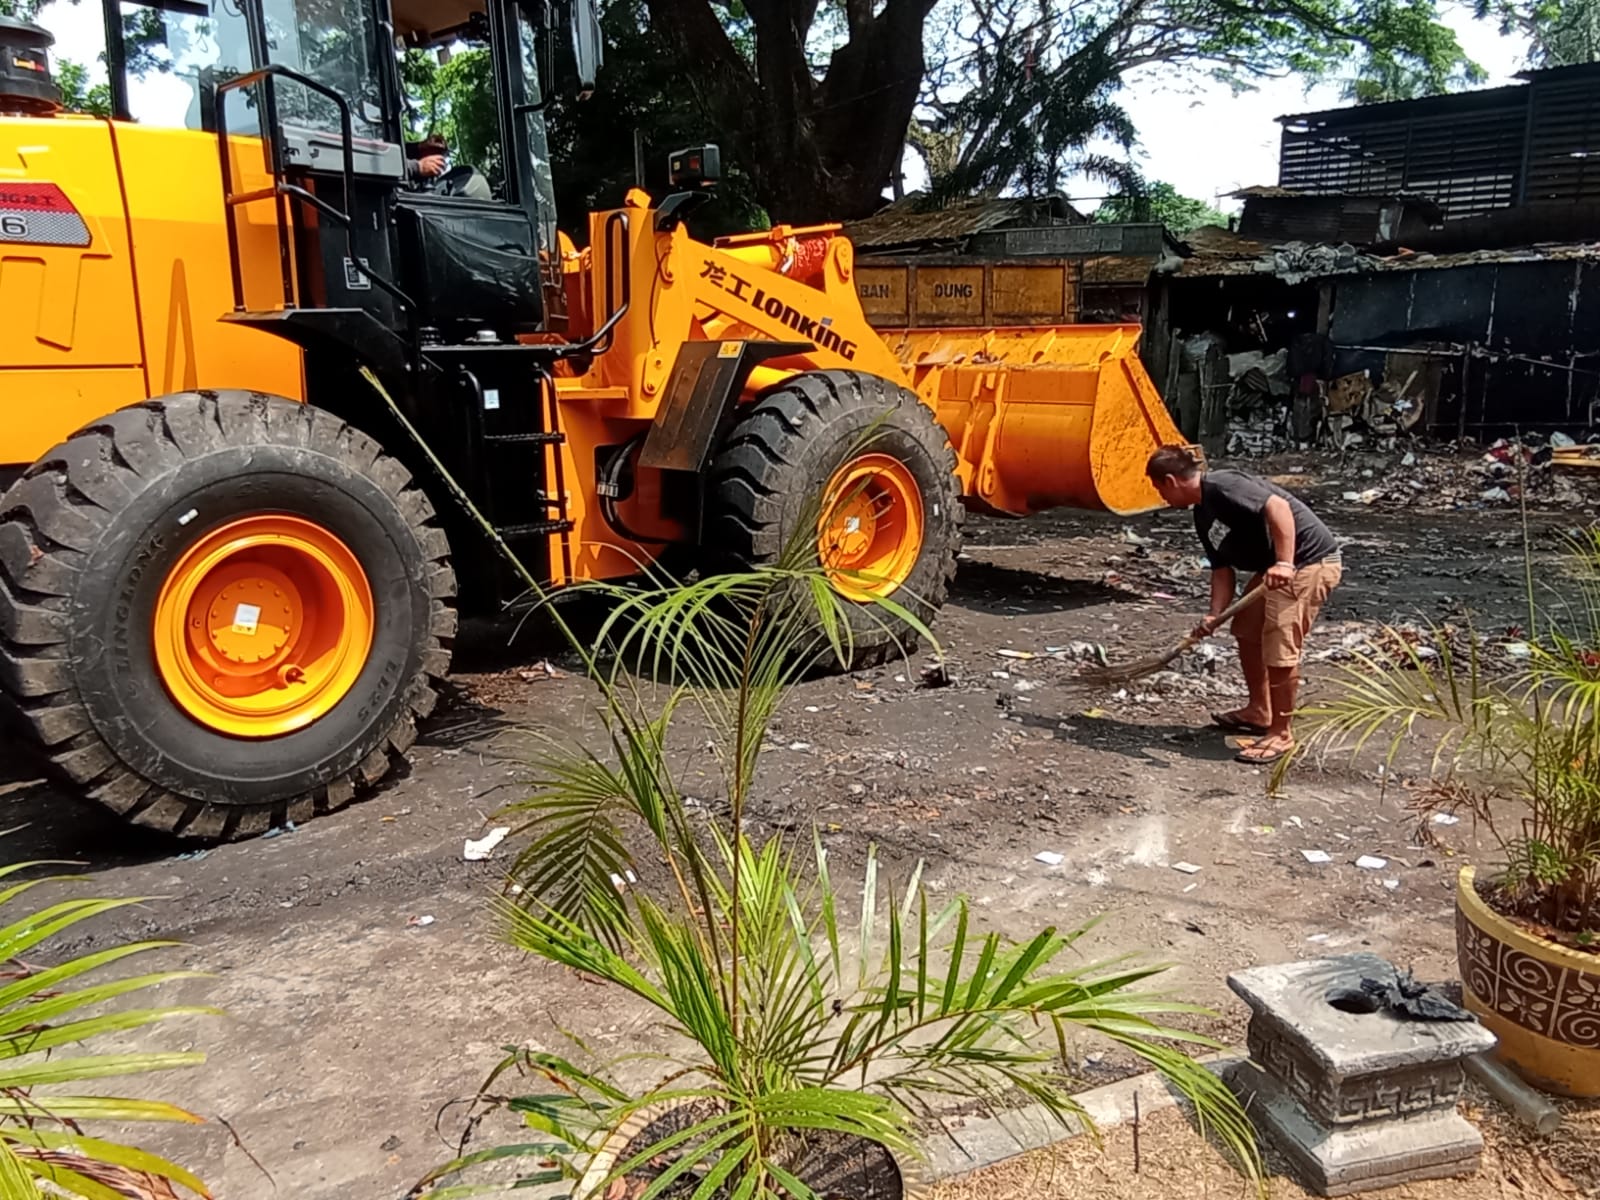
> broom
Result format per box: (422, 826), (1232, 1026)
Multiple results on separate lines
(1076, 583), (1267, 686)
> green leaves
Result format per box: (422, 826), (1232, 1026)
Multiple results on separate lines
(425, 527), (1261, 1197)
(0, 868), (214, 1199)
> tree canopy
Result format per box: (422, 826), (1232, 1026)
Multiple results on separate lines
(9, 0), (1506, 227)
(631, 0), (1481, 222)
(1094, 180), (1230, 233)
(1477, 0), (1600, 67)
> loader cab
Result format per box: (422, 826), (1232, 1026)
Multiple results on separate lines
(101, 0), (594, 341)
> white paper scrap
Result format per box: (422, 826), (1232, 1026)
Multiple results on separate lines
(463, 826), (511, 861)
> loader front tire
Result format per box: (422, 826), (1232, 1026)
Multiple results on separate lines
(707, 370), (962, 667)
(0, 392), (456, 839)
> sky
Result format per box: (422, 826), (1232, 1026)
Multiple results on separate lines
(36, 0), (1535, 212)
(1098, 3), (1535, 215)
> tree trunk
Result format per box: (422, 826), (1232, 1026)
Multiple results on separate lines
(643, 0), (931, 223)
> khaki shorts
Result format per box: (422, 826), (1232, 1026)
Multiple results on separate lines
(1232, 558), (1342, 669)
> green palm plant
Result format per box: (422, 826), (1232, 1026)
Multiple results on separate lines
(1294, 527), (1600, 939)
(406, 470), (1262, 1200)
(0, 859), (217, 1199)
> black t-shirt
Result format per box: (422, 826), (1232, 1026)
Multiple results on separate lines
(1195, 470), (1338, 573)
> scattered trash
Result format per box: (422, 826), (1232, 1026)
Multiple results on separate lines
(262, 821), (297, 840)
(1034, 850), (1065, 867)
(1013, 679), (1042, 693)
(1182, 882), (1199, 893)
(1505, 642), (1533, 659)
(174, 849), (211, 862)
(804, 705), (820, 713)
(406, 914), (435, 928)
(997, 649), (1036, 660)
(1551, 431), (1577, 448)
(1342, 489), (1382, 505)
(608, 871), (638, 891)
(1480, 486), (1511, 503)
(1383, 879), (1400, 890)
(787, 742), (812, 752)
(1301, 849), (1332, 864)
(1307, 933), (1331, 943)
(1355, 854), (1388, 870)
(1122, 527), (1154, 547)
(1080, 707), (1109, 719)
(517, 660), (565, 682)
(1172, 862), (1203, 874)
(1286, 816), (1304, 829)
(991, 670), (1011, 680)
(464, 827), (511, 861)
(1431, 813), (1461, 826)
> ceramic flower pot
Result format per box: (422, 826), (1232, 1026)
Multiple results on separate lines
(576, 1098), (928, 1200)
(1456, 865), (1600, 1097)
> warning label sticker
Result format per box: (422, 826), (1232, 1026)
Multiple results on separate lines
(0, 183), (91, 248)
(231, 604), (262, 636)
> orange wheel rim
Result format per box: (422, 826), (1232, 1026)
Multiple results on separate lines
(152, 515), (374, 738)
(818, 453), (925, 601)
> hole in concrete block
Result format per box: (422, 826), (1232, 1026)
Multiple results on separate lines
(1326, 986), (1381, 1015)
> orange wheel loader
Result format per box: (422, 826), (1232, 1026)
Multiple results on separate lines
(0, 1), (1185, 838)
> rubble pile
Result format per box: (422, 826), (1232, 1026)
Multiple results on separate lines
(1221, 355), (1425, 458)
(1311, 619), (1533, 673)
(1250, 240), (1370, 283)
(1335, 438), (1598, 510)
(1224, 349), (1290, 456)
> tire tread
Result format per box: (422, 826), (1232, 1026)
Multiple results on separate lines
(0, 390), (456, 839)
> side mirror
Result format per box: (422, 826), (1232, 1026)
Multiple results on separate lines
(668, 144), (720, 189)
(567, 0), (602, 98)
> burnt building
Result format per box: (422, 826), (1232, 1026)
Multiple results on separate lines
(1149, 63), (1600, 446)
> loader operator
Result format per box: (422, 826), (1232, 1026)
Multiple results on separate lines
(404, 133), (492, 199)
(1145, 446), (1342, 765)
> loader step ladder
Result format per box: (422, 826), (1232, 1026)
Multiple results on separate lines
(473, 364), (576, 586)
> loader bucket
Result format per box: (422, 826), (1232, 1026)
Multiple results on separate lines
(885, 324), (1187, 517)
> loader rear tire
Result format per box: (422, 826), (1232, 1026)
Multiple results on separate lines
(0, 392), (456, 839)
(707, 370), (962, 667)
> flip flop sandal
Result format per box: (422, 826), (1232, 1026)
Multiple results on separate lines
(1235, 743), (1291, 765)
(1211, 711), (1268, 735)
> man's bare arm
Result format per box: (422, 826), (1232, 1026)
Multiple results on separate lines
(1264, 496), (1297, 589)
(1196, 566), (1237, 637)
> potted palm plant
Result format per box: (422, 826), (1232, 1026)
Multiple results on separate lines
(1295, 527), (1600, 1096)
(405, 508), (1263, 1199)
(1, 857), (217, 1198)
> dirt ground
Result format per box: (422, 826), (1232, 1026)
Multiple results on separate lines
(932, 1083), (1600, 1200)
(3, 446), (1597, 1199)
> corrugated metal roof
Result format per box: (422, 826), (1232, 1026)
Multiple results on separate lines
(1174, 226), (1600, 279)
(843, 194), (1084, 251)
(1232, 185), (1440, 206)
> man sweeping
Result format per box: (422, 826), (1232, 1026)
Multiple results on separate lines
(1145, 447), (1342, 764)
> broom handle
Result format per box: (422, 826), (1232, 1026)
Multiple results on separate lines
(1181, 581), (1268, 650)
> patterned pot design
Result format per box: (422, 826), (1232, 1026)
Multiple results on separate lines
(1456, 865), (1600, 1097)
